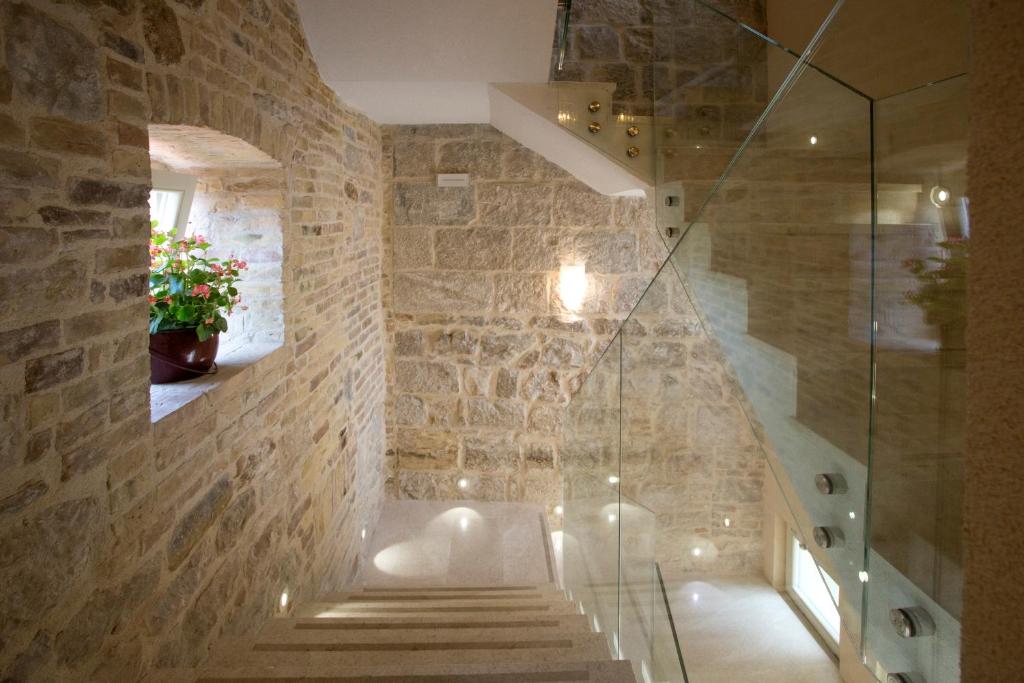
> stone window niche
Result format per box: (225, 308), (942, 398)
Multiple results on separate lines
(147, 125), (285, 421)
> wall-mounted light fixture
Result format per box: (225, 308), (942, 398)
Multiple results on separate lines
(930, 185), (952, 207)
(559, 263), (587, 314)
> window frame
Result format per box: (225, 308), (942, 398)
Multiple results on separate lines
(150, 168), (198, 233)
(786, 531), (841, 653)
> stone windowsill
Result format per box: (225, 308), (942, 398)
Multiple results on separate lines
(150, 342), (284, 423)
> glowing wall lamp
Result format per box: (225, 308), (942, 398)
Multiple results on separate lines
(930, 185), (952, 207)
(559, 263), (588, 314)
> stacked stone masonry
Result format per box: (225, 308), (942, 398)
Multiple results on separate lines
(381, 124), (764, 575)
(553, 0), (767, 116)
(0, 0), (385, 679)
(0, 0), (771, 679)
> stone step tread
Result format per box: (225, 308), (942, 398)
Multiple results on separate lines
(205, 635), (613, 668)
(276, 612), (587, 627)
(260, 616), (593, 638)
(329, 590), (565, 602)
(294, 600), (580, 618)
(146, 658), (637, 682)
(246, 630), (598, 651)
(352, 583), (559, 593)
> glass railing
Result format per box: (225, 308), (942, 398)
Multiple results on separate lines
(554, 0), (573, 73)
(554, 83), (656, 185)
(562, 335), (688, 682)
(556, 1), (968, 682)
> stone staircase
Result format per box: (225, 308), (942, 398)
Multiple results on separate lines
(146, 584), (637, 682)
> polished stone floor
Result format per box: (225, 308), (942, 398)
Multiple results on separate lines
(665, 575), (843, 683)
(356, 500), (556, 588)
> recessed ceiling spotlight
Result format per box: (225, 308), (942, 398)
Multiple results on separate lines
(809, 135), (818, 145)
(457, 477), (469, 490)
(608, 475), (620, 485)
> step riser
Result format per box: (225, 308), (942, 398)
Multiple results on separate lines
(332, 593), (554, 602)
(296, 605), (579, 618)
(260, 622), (592, 640)
(195, 674), (591, 682)
(146, 583), (634, 683)
(152, 659), (637, 682)
(251, 640), (577, 652)
(355, 584), (554, 593)
(208, 644), (613, 668)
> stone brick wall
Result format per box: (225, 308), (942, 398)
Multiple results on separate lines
(0, 0), (385, 678)
(553, 0), (766, 116)
(185, 164), (286, 349)
(381, 124), (663, 513)
(381, 124), (764, 574)
(562, 264), (766, 576)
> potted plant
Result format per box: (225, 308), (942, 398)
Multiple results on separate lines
(148, 223), (248, 384)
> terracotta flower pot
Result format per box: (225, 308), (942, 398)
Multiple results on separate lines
(149, 329), (220, 384)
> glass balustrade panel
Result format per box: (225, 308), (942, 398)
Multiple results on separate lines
(861, 74), (968, 683)
(664, 42), (874, 646)
(562, 334), (621, 656)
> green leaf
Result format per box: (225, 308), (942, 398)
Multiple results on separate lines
(214, 317), (228, 333)
(227, 286), (237, 296)
(196, 324), (210, 341)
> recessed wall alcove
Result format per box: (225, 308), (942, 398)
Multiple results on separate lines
(147, 125), (285, 421)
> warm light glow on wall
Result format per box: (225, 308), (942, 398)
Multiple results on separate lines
(558, 263), (587, 313)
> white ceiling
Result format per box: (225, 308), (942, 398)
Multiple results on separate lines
(296, 0), (557, 124)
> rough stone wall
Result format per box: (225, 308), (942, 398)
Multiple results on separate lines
(0, 0), (385, 679)
(553, 0), (766, 116)
(186, 165), (286, 349)
(563, 263), (766, 576)
(381, 123), (662, 512)
(620, 264), (765, 574)
(381, 124), (764, 575)
(962, 1), (1024, 680)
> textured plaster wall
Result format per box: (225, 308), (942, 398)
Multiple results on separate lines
(962, 1), (1024, 680)
(0, 0), (385, 678)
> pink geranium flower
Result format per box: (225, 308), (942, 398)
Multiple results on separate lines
(191, 284), (212, 299)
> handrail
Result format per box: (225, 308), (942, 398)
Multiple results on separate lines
(656, 563), (690, 683)
(555, 0), (573, 72)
